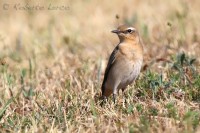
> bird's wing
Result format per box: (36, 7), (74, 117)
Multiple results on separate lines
(101, 45), (119, 95)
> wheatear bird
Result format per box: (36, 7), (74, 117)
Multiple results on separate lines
(101, 25), (143, 103)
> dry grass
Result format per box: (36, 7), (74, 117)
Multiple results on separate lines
(0, 0), (200, 132)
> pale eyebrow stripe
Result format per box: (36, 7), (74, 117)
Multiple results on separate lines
(127, 27), (135, 31)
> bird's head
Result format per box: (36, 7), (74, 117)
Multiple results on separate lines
(111, 25), (139, 43)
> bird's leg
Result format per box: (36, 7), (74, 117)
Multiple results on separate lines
(113, 88), (118, 104)
(113, 93), (117, 104)
(122, 88), (127, 104)
(100, 95), (107, 106)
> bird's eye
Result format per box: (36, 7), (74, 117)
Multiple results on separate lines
(127, 29), (132, 33)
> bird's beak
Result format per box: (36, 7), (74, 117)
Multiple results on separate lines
(111, 30), (120, 34)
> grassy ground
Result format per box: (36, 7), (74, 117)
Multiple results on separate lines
(0, 0), (200, 132)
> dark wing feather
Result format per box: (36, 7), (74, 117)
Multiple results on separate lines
(101, 45), (119, 95)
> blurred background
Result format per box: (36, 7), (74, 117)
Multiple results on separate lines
(0, 0), (200, 69)
(0, 0), (200, 97)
